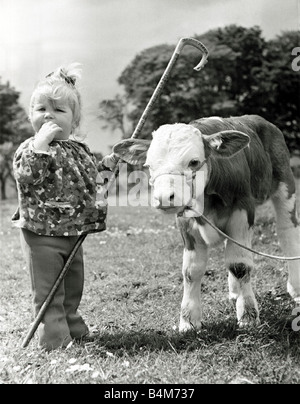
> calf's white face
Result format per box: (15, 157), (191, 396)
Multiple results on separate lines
(145, 124), (207, 214)
(112, 122), (250, 216)
(113, 123), (249, 217)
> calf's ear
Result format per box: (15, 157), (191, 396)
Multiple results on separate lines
(203, 130), (250, 157)
(113, 138), (151, 165)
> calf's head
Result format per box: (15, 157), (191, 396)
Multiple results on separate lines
(113, 123), (249, 215)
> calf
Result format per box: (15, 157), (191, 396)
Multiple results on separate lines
(112, 115), (300, 330)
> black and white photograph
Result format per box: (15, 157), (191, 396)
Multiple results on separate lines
(0, 0), (299, 385)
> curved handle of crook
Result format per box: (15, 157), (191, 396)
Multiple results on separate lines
(175, 37), (209, 71)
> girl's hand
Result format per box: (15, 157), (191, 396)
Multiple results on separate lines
(33, 122), (63, 151)
(101, 153), (119, 170)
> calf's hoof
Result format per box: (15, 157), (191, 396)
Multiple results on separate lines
(237, 307), (260, 329)
(179, 318), (202, 332)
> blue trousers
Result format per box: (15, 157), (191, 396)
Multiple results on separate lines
(20, 229), (89, 351)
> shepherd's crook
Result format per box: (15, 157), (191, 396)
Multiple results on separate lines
(131, 37), (208, 139)
(107, 37), (208, 188)
(21, 37), (209, 348)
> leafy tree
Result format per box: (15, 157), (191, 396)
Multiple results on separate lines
(99, 25), (299, 154)
(101, 25), (267, 138)
(244, 31), (300, 152)
(117, 42), (216, 138)
(0, 81), (32, 145)
(0, 142), (15, 200)
(98, 95), (128, 137)
(0, 79), (33, 199)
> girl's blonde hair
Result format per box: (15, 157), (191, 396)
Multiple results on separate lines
(29, 63), (82, 131)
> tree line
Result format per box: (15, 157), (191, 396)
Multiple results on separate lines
(99, 25), (299, 153)
(0, 82), (32, 199)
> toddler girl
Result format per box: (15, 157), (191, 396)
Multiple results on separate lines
(13, 64), (106, 351)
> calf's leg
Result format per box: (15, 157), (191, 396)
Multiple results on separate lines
(177, 218), (208, 331)
(225, 209), (259, 327)
(272, 181), (300, 303)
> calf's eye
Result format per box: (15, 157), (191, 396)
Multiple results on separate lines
(188, 159), (201, 170)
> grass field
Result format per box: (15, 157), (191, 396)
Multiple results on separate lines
(0, 179), (299, 384)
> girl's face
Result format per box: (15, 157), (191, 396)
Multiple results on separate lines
(31, 94), (75, 140)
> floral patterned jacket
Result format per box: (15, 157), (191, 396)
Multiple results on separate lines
(12, 137), (107, 236)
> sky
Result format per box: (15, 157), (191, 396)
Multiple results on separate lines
(0, 0), (298, 153)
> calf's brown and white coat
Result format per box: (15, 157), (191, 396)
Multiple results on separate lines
(112, 115), (300, 330)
